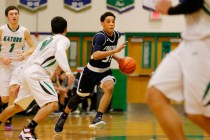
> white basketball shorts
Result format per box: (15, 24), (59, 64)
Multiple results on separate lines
(0, 61), (24, 97)
(14, 85), (34, 110)
(22, 64), (58, 107)
(148, 39), (210, 117)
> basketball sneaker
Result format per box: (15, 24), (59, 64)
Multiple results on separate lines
(4, 120), (13, 131)
(89, 117), (106, 129)
(19, 127), (38, 140)
(54, 113), (68, 133)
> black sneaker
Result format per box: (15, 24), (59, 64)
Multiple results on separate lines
(89, 117), (106, 129)
(19, 127), (38, 140)
(54, 113), (67, 133)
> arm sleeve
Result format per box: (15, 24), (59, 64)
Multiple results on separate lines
(55, 39), (72, 74)
(168, 0), (204, 15)
(92, 34), (106, 52)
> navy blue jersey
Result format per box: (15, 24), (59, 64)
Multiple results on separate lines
(89, 30), (121, 69)
(76, 30), (120, 96)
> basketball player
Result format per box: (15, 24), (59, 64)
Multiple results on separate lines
(0, 5), (35, 130)
(146, 0), (210, 139)
(17, 16), (74, 140)
(54, 11), (126, 133)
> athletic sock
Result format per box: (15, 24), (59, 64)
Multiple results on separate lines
(27, 120), (38, 129)
(61, 112), (69, 119)
(95, 112), (103, 119)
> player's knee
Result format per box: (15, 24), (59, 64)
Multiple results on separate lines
(14, 104), (24, 113)
(49, 102), (59, 111)
(187, 114), (200, 122)
(67, 94), (83, 110)
(102, 81), (114, 94)
(145, 87), (155, 105)
(1, 96), (9, 103)
(146, 86), (167, 107)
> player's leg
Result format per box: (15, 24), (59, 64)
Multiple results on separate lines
(89, 75), (115, 129)
(0, 104), (24, 124)
(33, 101), (58, 123)
(58, 90), (66, 112)
(0, 84), (10, 130)
(54, 94), (84, 133)
(19, 69), (58, 140)
(146, 87), (186, 140)
(146, 43), (187, 139)
(187, 114), (210, 135)
(0, 87), (33, 126)
(0, 66), (11, 106)
(0, 82), (10, 105)
(6, 63), (24, 130)
(55, 71), (91, 133)
(19, 101), (58, 140)
(4, 84), (19, 130)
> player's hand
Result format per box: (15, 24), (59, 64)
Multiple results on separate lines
(155, 0), (172, 14)
(67, 73), (75, 87)
(1, 57), (12, 65)
(115, 41), (127, 53)
(16, 51), (26, 61)
(117, 57), (124, 64)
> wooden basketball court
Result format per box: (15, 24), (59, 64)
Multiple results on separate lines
(0, 104), (209, 140)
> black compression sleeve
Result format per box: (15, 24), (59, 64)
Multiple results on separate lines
(168, 0), (204, 15)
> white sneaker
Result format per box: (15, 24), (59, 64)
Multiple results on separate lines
(89, 119), (106, 130)
(19, 127), (38, 140)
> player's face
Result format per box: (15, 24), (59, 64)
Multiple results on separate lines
(102, 16), (115, 36)
(6, 9), (19, 24)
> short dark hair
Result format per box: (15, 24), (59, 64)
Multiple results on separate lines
(5, 6), (19, 16)
(51, 16), (67, 34)
(100, 12), (116, 22)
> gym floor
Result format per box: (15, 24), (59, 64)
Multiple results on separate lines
(0, 104), (209, 140)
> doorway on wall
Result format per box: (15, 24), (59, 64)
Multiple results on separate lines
(127, 37), (155, 103)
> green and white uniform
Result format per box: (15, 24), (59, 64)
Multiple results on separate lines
(148, 0), (210, 117)
(19, 34), (71, 107)
(0, 24), (26, 96)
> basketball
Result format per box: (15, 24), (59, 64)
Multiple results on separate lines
(118, 57), (136, 74)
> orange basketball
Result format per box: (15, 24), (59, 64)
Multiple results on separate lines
(118, 57), (136, 74)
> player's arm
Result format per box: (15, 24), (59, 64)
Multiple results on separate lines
(92, 34), (126, 60)
(0, 28), (12, 64)
(55, 39), (74, 87)
(112, 55), (121, 62)
(24, 29), (35, 56)
(155, 0), (203, 15)
(17, 29), (35, 61)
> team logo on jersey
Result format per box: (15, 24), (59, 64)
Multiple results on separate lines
(18, 0), (47, 11)
(107, 0), (134, 14)
(64, 0), (91, 12)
